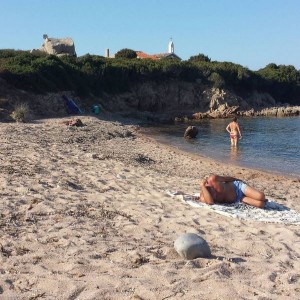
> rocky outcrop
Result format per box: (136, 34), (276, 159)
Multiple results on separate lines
(1, 75), (299, 122)
(101, 80), (207, 116)
(40, 35), (76, 57)
(184, 126), (198, 139)
(185, 105), (300, 121)
(255, 106), (300, 117)
(191, 106), (240, 120)
(203, 88), (248, 111)
(171, 86), (299, 120)
(101, 83), (279, 117)
(245, 91), (276, 108)
(0, 78), (82, 121)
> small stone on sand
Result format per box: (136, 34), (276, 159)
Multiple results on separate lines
(174, 233), (211, 260)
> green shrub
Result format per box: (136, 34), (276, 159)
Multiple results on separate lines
(0, 49), (299, 105)
(115, 48), (137, 59)
(11, 103), (30, 122)
(188, 53), (211, 63)
(209, 72), (225, 88)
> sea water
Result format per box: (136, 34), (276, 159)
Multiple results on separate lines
(142, 117), (300, 178)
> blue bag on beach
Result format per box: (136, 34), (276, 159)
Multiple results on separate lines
(62, 95), (82, 114)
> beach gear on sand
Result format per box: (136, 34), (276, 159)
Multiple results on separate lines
(62, 118), (84, 127)
(62, 95), (82, 114)
(92, 105), (100, 115)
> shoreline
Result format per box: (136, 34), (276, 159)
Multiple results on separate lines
(142, 133), (299, 182)
(1, 115), (299, 299)
(139, 119), (300, 180)
(160, 140), (300, 180)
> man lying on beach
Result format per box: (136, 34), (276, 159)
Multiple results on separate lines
(200, 174), (266, 208)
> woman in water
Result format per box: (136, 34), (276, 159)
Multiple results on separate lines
(226, 117), (242, 147)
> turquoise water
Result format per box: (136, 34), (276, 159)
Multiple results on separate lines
(142, 117), (300, 178)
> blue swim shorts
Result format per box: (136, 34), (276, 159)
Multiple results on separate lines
(233, 180), (247, 203)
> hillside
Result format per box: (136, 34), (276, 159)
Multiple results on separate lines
(0, 50), (300, 121)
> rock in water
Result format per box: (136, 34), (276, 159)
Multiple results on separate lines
(184, 126), (198, 139)
(174, 233), (211, 260)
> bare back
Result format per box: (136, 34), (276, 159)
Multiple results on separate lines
(208, 181), (237, 203)
(228, 121), (240, 135)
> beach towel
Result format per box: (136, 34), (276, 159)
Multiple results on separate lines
(166, 191), (300, 225)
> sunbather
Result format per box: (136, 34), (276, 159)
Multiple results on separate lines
(200, 174), (266, 208)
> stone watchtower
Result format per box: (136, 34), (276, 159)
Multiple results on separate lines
(40, 34), (76, 57)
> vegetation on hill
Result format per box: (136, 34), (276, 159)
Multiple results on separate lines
(0, 49), (299, 105)
(188, 53), (211, 63)
(115, 48), (137, 59)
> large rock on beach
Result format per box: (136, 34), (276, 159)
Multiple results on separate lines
(174, 233), (211, 260)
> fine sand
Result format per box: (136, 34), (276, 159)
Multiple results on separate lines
(0, 115), (299, 300)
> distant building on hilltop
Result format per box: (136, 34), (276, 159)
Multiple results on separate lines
(135, 39), (181, 61)
(105, 39), (181, 60)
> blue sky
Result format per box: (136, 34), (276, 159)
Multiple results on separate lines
(1, 0), (299, 71)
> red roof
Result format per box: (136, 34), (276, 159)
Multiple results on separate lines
(135, 51), (159, 60)
(136, 51), (181, 61)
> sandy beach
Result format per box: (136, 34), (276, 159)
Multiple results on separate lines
(0, 115), (300, 300)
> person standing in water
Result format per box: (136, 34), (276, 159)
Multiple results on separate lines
(226, 117), (242, 147)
